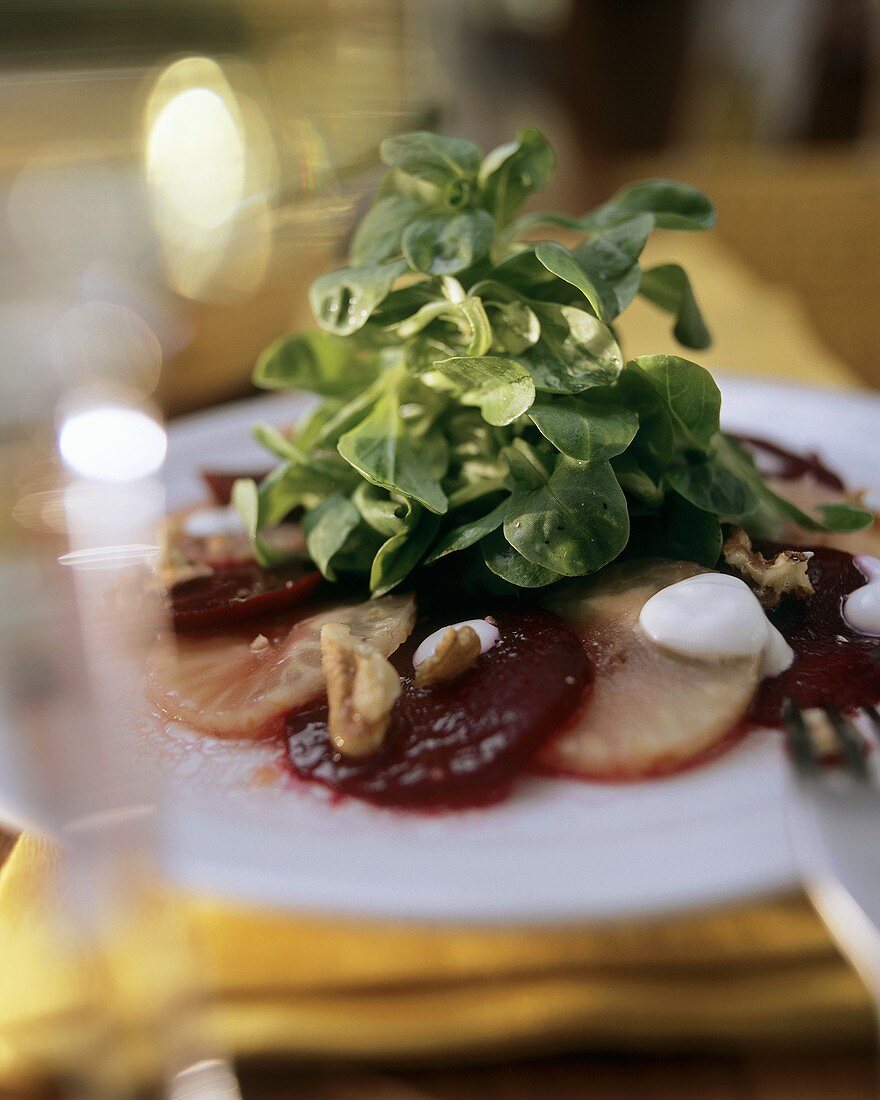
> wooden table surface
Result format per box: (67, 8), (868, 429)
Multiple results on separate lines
(1, 832), (876, 1099)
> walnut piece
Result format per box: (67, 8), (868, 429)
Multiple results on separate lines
(320, 622), (401, 757)
(722, 527), (814, 608)
(414, 625), (481, 688)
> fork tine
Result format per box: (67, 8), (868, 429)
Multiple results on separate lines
(782, 697), (818, 775)
(821, 703), (870, 780)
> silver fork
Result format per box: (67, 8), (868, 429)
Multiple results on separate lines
(782, 699), (880, 1026)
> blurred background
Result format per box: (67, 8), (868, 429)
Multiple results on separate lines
(2, 0), (878, 428)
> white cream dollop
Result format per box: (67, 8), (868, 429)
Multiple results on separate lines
(843, 555), (880, 637)
(183, 505), (246, 539)
(413, 619), (500, 668)
(638, 572), (793, 678)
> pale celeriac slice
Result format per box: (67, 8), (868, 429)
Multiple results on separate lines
(539, 560), (761, 779)
(148, 594), (415, 738)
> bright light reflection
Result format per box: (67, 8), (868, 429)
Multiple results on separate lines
(58, 544), (160, 571)
(144, 56), (277, 301)
(59, 407), (167, 482)
(147, 86), (246, 231)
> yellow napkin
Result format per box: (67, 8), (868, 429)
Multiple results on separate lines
(0, 238), (873, 1086)
(0, 835), (873, 1087)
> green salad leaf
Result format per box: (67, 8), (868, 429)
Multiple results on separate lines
(240, 128), (874, 594)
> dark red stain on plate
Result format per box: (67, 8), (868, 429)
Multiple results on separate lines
(734, 435), (845, 491)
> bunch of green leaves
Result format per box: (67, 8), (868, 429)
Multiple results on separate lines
(237, 129), (872, 594)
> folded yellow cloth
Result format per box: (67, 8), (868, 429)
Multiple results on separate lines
(0, 239), (872, 1087)
(618, 234), (859, 388)
(0, 834), (873, 1088)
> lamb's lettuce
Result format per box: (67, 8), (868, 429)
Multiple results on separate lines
(241, 129), (873, 593)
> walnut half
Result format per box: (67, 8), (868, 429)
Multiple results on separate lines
(320, 622), (402, 758)
(414, 625), (481, 688)
(722, 526), (814, 608)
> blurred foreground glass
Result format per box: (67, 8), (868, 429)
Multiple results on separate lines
(0, 390), (249, 1097)
(0, 0), (440, 1091)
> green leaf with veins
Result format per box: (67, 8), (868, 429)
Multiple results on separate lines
(716, 435), (873, 534)
(370, 508), (442, 596)
(424, 497), (509, 564)
(402, 210), (495, 275)
(478, 127), (555, 228)
(533, 241), (617, 321)
(352, 482), (410, 537)
(579, 215), (654, 277)
(639, 264), (711, 350)
(350, 194), (425, 265)
(523, 304), (623, 394)
(492, 247), (559, 297)
(634, 354), (721, 452)
(504, 454), (630, 576)
(665, 457), (758, 518)
(502, 437), (554, 489)
(253, 422), (300, 461)
(337, 389), (448, 514)
(311, 375), (388, 447)
(571, 214), (653, 314)
(481, 528), (563, 588)
(309, 260), (406, 336)
(302, 492), (362, 580)
(585, 179), (716, 231)
(392, 296), (492, 358)
(380, 131), (481, 186)
(254, 331), (379, 395)
(608, 363), (675, 473)
(232, 477), (298, 568)
(512, 211), (593, 235)
(389, 299), (456, 339)
(244, 130), (771, 592)
(529, 397), (638, 462)
(370, 281), (440, 327)
(255, 458), (347, 526)
(427, 355), (536, 426)
(816, 504), (876, 532)
(485, 297), (541, 354)
(404, 332), (457, 375)
(611, 451), (665, 507)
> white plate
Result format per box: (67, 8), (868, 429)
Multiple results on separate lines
(29, 377), (880, 925)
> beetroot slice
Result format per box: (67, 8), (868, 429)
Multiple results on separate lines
(750, 545), (880, 724)
(171, 563), (321, 632)
(286, 609), (591, 809)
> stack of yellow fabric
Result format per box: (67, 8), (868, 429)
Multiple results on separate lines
(0, 237), (873, 1088)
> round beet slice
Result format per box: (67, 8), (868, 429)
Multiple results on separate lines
(286, 609), (591, 809)
(171, 563), (322, 632)
(750, 545), (880, 725)
(202, 469), (271, 506)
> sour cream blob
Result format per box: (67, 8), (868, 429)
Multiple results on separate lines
(413, 619), (500, 668)
(638, 572), (793, 678)
(843, 555), (880, 637)
(183, 505), (246, 539)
